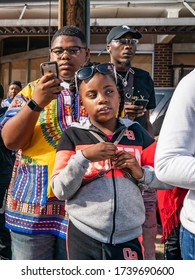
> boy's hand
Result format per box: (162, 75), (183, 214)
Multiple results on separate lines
(82, 142), (117, 162)
(32, 73), (63, 108)
(114, 151), (143, 180)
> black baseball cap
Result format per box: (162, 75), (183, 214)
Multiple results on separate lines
(106, 25), (142, 44)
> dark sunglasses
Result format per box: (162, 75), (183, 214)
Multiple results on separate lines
(75, 63), (117, 92)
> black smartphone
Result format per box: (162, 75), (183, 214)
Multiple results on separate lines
(40, 61), (59, 78)
(133, 99), (149, 108)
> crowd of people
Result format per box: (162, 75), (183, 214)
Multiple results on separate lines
(0, 24), (193, 260)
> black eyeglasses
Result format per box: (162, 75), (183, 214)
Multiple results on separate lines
(112, 38), (139, 46)
(75, 63), (117, 92)
(50, 46), (86, 57)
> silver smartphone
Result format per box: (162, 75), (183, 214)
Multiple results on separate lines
(40, 61), (59, 78)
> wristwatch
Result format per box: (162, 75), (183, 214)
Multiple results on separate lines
(137, 169), (148, 192)
(27, 99), (43, 112)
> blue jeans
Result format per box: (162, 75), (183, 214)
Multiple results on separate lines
(180, 224), (195, 260)
(11, 231), (67, 260)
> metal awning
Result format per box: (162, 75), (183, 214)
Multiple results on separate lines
(0, 1), (194, 36)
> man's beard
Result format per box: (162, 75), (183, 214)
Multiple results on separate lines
(120, 60), (131, 68)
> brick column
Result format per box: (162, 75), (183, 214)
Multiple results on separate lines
(154, 44), (173, 87)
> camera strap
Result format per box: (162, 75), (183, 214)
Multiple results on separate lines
(81, 128), (128, 186)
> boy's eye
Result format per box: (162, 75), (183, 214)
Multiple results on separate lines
(105, 89), (114, 95)
(87, 92), (96, 98)
(53, 49), (64, 55)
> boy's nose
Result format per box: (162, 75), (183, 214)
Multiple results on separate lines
(98, 94), (108, 103)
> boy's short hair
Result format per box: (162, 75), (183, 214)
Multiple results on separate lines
(51, 25), (87, 46)
(0, 84), (4, 99)
(9, 80), (22, 89)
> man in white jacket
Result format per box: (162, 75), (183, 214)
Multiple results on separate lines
(155, 69), (195, 260)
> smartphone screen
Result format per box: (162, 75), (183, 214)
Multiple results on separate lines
(40, 61), (59, 78)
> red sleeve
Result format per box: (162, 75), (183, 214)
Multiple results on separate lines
(141, 141), (156, 167)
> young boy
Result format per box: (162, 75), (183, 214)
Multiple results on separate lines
(51, 62), (170, 260)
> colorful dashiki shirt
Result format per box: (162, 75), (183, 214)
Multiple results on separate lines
(0, 79), (87, 238)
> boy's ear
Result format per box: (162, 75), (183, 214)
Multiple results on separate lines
(80, 98), (85, 110)
(84, 48), (90, 64)
(106, 45), (111, 53)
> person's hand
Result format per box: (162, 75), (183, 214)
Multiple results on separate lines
(114, 150), (143, 180)
(82, 142), (117, 162)
(124, 101), (146, 120)
(31, 73), (63, 108)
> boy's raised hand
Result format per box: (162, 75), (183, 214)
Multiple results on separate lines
(32, 73), (63, 109)
(82, 142), (117, 162)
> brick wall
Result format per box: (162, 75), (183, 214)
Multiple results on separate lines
(154, 44), (173, 87)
